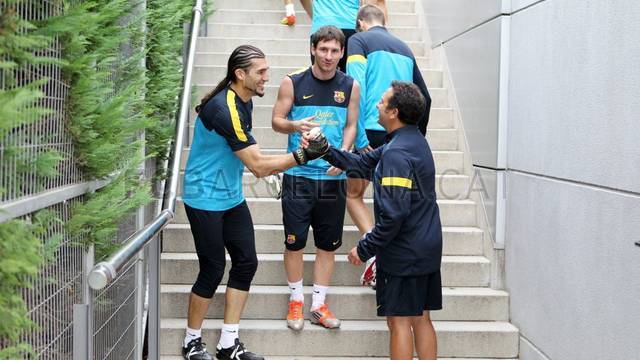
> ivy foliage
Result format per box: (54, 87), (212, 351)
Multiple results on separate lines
(0, 211), (62, 359)
(0, 0), (196, 354)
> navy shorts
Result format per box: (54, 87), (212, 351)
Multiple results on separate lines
(376, 270), (443, 317)
(348, 130), (387, 179)
(281, 174), (346, 251)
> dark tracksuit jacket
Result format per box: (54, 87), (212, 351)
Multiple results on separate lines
(346, 26), (432, 149)
(326, 125), (443, 276)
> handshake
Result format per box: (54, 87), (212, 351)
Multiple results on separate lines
(292, 127), (330, 165)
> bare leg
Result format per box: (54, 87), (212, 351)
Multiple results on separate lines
(387, 316), (415, 360)
(346, 178), (374, 235)
(314, 248), (335, 286)
(411, 311), (437, 360)
(223, 287), (250, 324)
(284, 248), (304, 283)
(187, 292), (213, 329)
(299, 0), (312, 17)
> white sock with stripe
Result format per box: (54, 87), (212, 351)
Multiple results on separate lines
(218, 323), (239, 349)
(311, 284), (328, 310)
(285, 3), (295, 16)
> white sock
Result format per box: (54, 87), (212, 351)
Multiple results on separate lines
(285, 3), (295, 16)
(311, 284), (328, 310)
(288, 279), (304, 302)
(184, 326), (201, 348)
(218, 323), (239, 349)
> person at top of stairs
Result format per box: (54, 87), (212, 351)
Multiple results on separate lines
(345, 4), (433, 288)
(180, 45), (327, 360)
(271, 26), (360, 332)
(307, 81), (443, 360)
(280, 0), (312, 26)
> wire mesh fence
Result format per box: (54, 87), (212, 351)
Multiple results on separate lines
(1, 1), (151, 358)
(0, 0), (84, 204)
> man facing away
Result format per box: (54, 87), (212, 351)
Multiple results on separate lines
(271, 26), (359, 331)
(306, 81), (443, 360)
(345, 5), (432, 285)
(181, 45), (327, 360)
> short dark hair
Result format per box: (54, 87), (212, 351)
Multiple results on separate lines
(311, 25), (345, 49)
(387, 81), (426, 125)
(357, 4), (386, 26)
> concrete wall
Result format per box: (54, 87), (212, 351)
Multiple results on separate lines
(422, 0), (640, 358)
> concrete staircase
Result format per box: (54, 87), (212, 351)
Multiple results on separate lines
(160, 0), (519, 358)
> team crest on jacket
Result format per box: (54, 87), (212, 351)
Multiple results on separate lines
(333, 91), (345, 104)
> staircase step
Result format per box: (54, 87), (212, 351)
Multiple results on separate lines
(208, 9), (420, 27)
(174, 198), (476, 227)
(193, 85), (448, 108)
(160, 253), (491, 287)
(176, 171), (469, 199)
(205, 23), (423, 42)
(180, 148), (465, 174)
(196, 37), (426, 57)
(161, 285), (509, 321)
(210, 0), (417, 13)
(193, 65), (442, 88)
(186, 124), (456, 151)
(187, 106), (455, 133)
(195, 52), (431, 68)
(163, 224), (484, 256)
(160, 319), (519, 358)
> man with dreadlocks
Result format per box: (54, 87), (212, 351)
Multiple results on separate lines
(180, 45), (327, 360)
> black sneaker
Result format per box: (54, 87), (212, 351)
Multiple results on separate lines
(215, 338), (264, 360)
(182, 337), (213, 360)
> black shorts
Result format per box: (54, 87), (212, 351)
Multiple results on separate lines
(365, 129), (387, 149)
(348, 130), (387, 179)
(376, 270), (443, 317)
(281, 174), (346, 251)
(310, 28), (357, 72)
(184, 201), (258, 296)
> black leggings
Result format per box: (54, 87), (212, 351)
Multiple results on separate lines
(184, 201), (258, 298)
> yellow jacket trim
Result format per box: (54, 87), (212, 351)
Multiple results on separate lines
(381, 177), (412, 188)
(347, 54), (367, 64)
(226, 90), (248, 142)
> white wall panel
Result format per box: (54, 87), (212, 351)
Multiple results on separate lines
(505, 172), (640, 360)
(508, 0), (640, 192)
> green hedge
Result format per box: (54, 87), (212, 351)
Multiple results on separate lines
(0, 0), (196, 356)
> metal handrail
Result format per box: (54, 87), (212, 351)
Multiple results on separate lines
(88, 0), (204, 290)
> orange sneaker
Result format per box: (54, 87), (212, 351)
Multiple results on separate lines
(286, 300), (304, 331)
(280, 15), (296, 26)
(310, 304), (341, 329)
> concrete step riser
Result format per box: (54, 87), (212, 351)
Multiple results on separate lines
(195, 53), (432, 69)
(176, 172), (469, 200)
(205, 23), (423, 42)
(196, 38), (425, 57)
(162, 225), (483, 256)
(173, 199), (476, 227)
(211, 0), (416, 13)
(185, 125), (457, 151)
(160, 286), (509, 321)
(180, 148), (465, 175)
(188, 126), (456, 150)
(208, 11), (419, 27)
(160, 255), (490, 287)
(193, 66), (442, 88)
(160, 320), (518, 358)
(187, 106), (455, 133)
(193, 85), (449, 108)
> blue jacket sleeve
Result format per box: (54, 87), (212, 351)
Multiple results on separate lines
(347, 36), (370, 150)
(324, 146), (383, 178)
(357, 149), (414, 261)
(412, 60), (432, 135)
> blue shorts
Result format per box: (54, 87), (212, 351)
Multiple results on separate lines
(376, 270), (443, 317)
